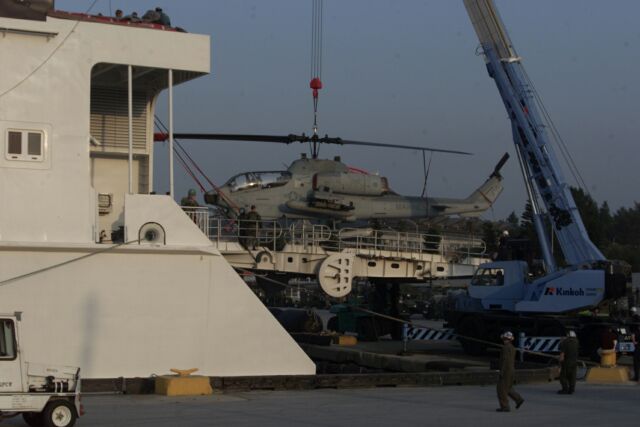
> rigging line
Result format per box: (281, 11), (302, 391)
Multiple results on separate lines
(174, 147), (206, 192)
(154, 116), (212, 187)
(521, 68), (590, 194)
(0, 0), (101, 100)
(0, 239), (138, 288)
(232, 265), (583, 363)
(421, 150), (433, 198)
(318, 0), (323, 79)
(153, 117), (241, 211)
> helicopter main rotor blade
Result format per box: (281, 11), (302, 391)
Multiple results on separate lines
(171, 133), (307, 144)
(165, 133), (471, 155)
(335, 139), (472, 155)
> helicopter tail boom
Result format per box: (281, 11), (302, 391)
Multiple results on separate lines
(427, 153), (508, 217)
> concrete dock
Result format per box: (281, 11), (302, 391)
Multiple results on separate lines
(3, 382), (637, 426)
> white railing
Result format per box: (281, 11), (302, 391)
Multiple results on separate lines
(181, 206), (210, 235)
(202, 217), (486, 259)
(336, 228), (485, 259)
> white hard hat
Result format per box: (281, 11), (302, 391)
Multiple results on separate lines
(501, 331), (514, 340)
(631, 307), (638, 313)
(502, 230), (509, 236)
(567, 330), (576, 337)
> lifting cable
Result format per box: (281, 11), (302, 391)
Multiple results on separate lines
(521, 69), (590, 195)
(421, 150), (433, 198)
(309, 0), (324, 140)
(154, 117), (241, 213)
(0, 240), (139, 288)
(234, 265), (596, 367)
(0, 0), (101, 100)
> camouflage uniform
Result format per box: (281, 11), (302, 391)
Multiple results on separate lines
(180, 189), (200, 207)
(180, 197), (199, 207)
(245, 208), (262, 249)
(497, 340), (524, 411)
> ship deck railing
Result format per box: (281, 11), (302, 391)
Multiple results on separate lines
(182, 208), (486, 260)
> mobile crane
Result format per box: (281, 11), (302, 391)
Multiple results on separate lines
(447, 0), (631, 356)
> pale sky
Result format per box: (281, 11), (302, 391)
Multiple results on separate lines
(60, 0), (640, 219)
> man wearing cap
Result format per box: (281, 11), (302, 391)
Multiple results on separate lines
(558, 330), (579, 394)
(180, 189), (200, 207)
(496, 331), (524, 412)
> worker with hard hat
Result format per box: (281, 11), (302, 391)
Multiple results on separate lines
(496, 331), (524, 412)
(558, 330), (579, 394)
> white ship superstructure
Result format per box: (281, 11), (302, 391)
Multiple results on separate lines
(0, 1), (314, 378)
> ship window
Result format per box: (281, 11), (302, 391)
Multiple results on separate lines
(5, 129), (45, 162)
(0, 319), (17, 360)
(28, 133), (42, 156)
(8, 131), (21, 155)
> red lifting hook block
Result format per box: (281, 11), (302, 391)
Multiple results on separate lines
(310, 77), (323, 98)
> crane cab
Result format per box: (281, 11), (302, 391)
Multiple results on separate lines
(467, 261), (529, 311)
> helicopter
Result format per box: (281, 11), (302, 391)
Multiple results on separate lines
(156, 131), (509, 222)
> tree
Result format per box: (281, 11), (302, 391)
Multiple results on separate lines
(570, 187), (606, 247)
(506, 211), (519, 231)
(482, 221), (499, 255)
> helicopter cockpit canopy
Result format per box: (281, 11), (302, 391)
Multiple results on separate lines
(225, 171), (292, 192)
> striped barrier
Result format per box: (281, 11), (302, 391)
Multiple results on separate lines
(519, 336), (562, 353)
(406, 326), (456, 341)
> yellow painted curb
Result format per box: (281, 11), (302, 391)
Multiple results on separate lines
(585, 366), (630, 384)
(333, 335), (358, 346)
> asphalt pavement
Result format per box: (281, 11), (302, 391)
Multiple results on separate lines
(3, 381), (637, 427)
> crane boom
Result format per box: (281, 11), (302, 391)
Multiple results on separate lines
(463, 0), (605, 269)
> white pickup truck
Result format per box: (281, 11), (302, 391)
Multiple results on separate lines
(0, 312), (82, 427)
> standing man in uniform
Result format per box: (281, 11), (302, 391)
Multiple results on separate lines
(496, 331), (524, 412)
(245, 205), (262, 250)
(180, 188), (200, 207)
(558, 330), (579, 394)
(631, 307), (639, 381)
(237, 208), (248, 248)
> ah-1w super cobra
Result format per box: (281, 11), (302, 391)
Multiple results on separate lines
(158, 131), (509, 222)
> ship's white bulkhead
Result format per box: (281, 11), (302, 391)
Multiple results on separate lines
(0, 9), (314, 377)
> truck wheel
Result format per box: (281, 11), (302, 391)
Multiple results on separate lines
(22, 412), (44, 427)
(42, 400), (77, 427)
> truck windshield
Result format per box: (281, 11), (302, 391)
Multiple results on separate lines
(0, 319), (16, 359)
(471, 268), (505, 286)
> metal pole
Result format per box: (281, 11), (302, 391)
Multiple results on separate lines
(127, 65), (133, 194)
(519, 331), (525, 362)
(168, 69), (174, 197)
